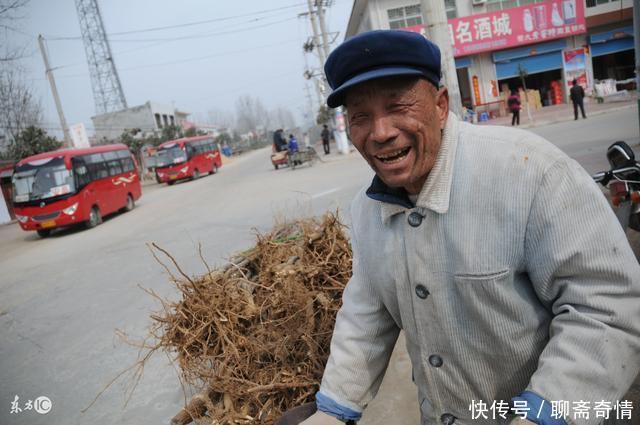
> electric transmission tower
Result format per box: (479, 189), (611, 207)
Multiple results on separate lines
(75, 0), (127, 115)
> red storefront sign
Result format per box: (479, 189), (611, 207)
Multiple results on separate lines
(404, 0), (586, 58)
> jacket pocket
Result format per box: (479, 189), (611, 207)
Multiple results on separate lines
(449, 268), (530, 349)
(448, 269), (547, 394)
(454, 269), (510, 281)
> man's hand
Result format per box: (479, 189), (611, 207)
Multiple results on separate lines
(510, 417), (536, 425)
(299, 411), (345, 425)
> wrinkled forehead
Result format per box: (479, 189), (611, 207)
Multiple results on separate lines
(344, 76), (431, 108)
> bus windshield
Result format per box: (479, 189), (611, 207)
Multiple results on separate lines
(156, 144), (187, 167)
(12, 157), (76, 203)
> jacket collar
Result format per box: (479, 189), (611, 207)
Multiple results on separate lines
(365, 112), (460, 223)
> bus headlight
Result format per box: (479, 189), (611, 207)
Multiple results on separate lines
(62, 203), (78, 215)
(15, 214), (29, 223)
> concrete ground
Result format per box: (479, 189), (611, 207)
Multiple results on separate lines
(0, 106), (638, 425)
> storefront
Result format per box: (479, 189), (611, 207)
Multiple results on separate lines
(589, 25), (635, 83)
(494, 39), (567, 106)
(403, 0), (587, 109)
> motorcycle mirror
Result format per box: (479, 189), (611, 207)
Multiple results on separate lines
(607, 141), (635, 169)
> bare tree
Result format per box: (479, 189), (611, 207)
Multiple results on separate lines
(0, 65), (43, 143)
(270, 106), (297, 131)
(1, 0), (31, 62)
(207, 107), (235, 130)
(235, 95), (265, 134)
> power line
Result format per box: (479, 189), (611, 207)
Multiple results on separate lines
(99, 16), (299, 43)
(27, 37), (303, 81)
(45, 2), (308, 40)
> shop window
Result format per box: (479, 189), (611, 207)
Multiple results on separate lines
(486, 0), (546, 12)
(387, 4), (423, 29)
(586, 0), (620, 6)
(445, 0), (457, 19)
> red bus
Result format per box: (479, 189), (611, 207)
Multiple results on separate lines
(155, 135), (222, 185)
(12, 144), (142, 237)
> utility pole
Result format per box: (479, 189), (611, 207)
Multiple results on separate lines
(634, 1), (640, 138)
(304, 83), (315, 127)
(306, 0), (323, 63)
(419, 1), (462, 117)
(38, 35), (72, 147)
(316, 1), (331, 63)
(314, 0), (350, 154)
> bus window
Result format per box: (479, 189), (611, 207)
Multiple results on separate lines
(72, 158), (91, 188)
(107, 159), (123, 176)
(84, 153), (108, 180)
(185, 144), (197, 158)
(122, 157), (135, 172)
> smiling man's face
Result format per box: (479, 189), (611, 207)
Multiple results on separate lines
(345, 76), (449, 195)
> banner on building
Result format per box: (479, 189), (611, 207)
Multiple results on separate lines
(404, 0), (586, 58)
(69, 123), (90, 148)
(562, 48), (589, 94)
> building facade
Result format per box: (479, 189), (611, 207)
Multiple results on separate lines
(91, 101), (190, 142)
(345, 0), (635, 111)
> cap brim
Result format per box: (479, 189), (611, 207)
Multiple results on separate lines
(326, 66), (438, 108)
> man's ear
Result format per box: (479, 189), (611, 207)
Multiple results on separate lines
(435, 87), (449, 130)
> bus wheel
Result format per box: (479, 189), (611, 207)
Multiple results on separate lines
(211, 165), (218, 174)
(124, 194), (135, 212)
(37, 229), (51, 238)
(167, 181), (175, 186)
(86, 206), (102, 229)
(193, 169), (200, 180)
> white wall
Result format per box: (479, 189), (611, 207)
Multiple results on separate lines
(467, 53), (500, 104)
(91, 103), (155, 142)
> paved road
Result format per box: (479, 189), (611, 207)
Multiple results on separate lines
(0, 107), (638, 425)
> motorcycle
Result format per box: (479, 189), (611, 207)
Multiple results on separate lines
(592, 141), (640, 231)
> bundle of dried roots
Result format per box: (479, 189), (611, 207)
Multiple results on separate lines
(147, 212), (352, 425)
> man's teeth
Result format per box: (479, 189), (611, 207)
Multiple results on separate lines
(376, 147), (410, 162)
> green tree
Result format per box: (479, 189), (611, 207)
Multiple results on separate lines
(184, 127), (198, 137)
(160, 124), (182, 142)
(316, 105), (331, 126)
(119, 128), (144, 155)
(215, 133), (232, 145)
(3, 126), (62, 160)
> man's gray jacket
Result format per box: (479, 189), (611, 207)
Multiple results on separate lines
(319, 113), (640, 425)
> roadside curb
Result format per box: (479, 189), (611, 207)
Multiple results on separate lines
(489, 103), (637, 129)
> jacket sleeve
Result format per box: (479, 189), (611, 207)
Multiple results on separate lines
(524, 157), (640, 424)
(318, 208), (401, 414)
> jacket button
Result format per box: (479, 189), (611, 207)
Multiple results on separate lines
(429, 354), (443, 367)
(441, 413), (456, 425)
(415, 284), (430, 299)
(407, 211), (423, 227)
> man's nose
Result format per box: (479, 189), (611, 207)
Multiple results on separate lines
(369, 115), (397, 144)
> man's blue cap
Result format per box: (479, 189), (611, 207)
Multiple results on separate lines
(324, 30), (442, 108)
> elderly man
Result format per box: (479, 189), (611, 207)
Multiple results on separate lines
(296, 30), (640, 425)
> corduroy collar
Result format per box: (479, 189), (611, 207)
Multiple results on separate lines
(364, 112), (459, 223)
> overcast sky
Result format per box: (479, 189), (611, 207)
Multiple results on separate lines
(7, 0), (353, 138)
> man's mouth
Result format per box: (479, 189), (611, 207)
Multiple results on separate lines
(374, 147), (411, 164)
